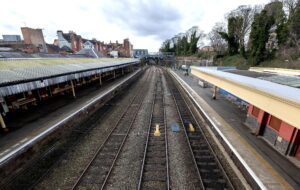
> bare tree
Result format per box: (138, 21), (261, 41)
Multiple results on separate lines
(208, 22), (227, 55)
(227, 5), (261, 52)
(282, 0), (298, 16)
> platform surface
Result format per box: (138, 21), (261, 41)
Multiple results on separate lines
(171, 69), (300, 190)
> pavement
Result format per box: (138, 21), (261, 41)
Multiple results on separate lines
(0, 69), (140, 164)
(170, 69), (300, 190)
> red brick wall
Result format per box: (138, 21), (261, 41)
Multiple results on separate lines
(123, 39), (130, 57)
(21, 28), (32, 44)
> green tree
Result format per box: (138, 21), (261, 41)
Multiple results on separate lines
(189, 31), (200, 54)
(289, 1), (300, 51)
(160, 40), (172, 53)
(219, 17), (240, 55)
(249, 10), (275, 65)
(248, 1), (286, 65)
(227, 5), (260, 57)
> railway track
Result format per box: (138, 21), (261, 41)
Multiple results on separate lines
(138, 70), (170, 190)
(71, 69), (151, 190)
(166, 71), (234, 190)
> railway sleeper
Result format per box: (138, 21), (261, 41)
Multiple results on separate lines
(187, 135), (203, 140)
(142, 182), (167, 190)
(195, 157), (217, 163)
(148, 139), (165, 144)
(145, 158), (166, 165)
(151, 119), (164, 123)
(104, 142), (122, 148)
(146, 152), (166, 158)
(98, 150), (119, 157)
(191, 144), (209, 150)
(102, 146), (119, 152)
(197, 162), (218, 169)
(80, 178), (102, 185)
(201, 172), (226, 181)
(202, 179), (228, 189)
(149, 133), (165, 138)
(98, 153), (116, 159)
(194, 154), (214, 160)
(143, 172), (167, 182)
(199, 168), (221, 173)
(144, 165), (166, 172)
(193, 149), (211, 155)
(93, 158), (113, 166)
(91, 161), (110, 170)
(147, 146), (166, 151)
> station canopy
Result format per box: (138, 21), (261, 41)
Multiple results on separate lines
(0, 58), (138, 96)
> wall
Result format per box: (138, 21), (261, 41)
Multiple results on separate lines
(123, 39), (131, 57)
(176, 56), (214, 68)
(21, 27), (47, 53)
(263, 115), (298, 156)
(2, 35), (21, 42)
(57, 31), (71, 49)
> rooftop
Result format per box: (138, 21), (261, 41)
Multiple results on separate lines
(227, 69), (300, 88)
(0, 58), (138, 87)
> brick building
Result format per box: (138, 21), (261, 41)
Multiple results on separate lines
(55, 30), (133, 57)
(21, 27), (48, 53)
(57, 30), (83, 52)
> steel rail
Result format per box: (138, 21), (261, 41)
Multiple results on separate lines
(72, 67), (151, 190)
(166, 71), (234, 189)
(138, 68), (169, 190)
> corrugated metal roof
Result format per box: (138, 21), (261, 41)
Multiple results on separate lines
(0, 58), (139, 96)
(227, 69), (300, 88)
(258, 75), (300, 88)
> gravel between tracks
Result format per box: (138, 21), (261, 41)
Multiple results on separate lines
(174, 72), (248, 189)
(34, 67), (245, 189)
(104, 67), (158, 190)
(34, 67), (151, 190)
(162, 73), (202, 190)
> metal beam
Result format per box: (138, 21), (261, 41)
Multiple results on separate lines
(191, 67), (300, 130)
(212, 86), (217, 99)
(0, 113), (6, 129)
(99, 73), (102, 86)
(70, 80), (76, 98)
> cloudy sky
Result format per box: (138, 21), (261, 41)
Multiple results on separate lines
(0, 0), (270, 52)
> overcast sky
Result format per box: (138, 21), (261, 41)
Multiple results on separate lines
(0, 0), (270, 52)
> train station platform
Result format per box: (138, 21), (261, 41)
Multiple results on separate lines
(0, 58), (139, 131)
(170, 69), (300, 189)
(0, 69), (141, 165)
